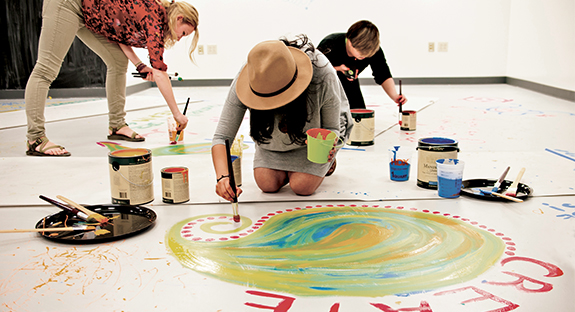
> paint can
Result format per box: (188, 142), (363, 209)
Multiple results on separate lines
(401, 110), (416, 131)
(161, 167), (190, 204)
(108, 149), (154, 205)
(416, 138), (459, 189)
(348, 109), (375, 146)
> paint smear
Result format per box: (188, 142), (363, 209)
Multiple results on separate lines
(97, 141), (211, 156)
(166, 206), (505, 297)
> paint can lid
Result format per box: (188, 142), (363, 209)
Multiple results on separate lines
(351, 109), (374, 118)
(417, 137), (459, 152)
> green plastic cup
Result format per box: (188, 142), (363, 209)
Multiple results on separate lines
(306, 128), (338, 164)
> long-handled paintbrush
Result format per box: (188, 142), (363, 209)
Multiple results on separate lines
(476, 189), (524, 203)
(491, 166), (510, 192)
(56, 195), (109, 224)
(225, 139), (240, 223)
(505, 167), (526, 197)
(39, 195), (89, 221)
(0, 225), (95, 233)
(398, 80), (403, 125)
(170, 97), (190, 145)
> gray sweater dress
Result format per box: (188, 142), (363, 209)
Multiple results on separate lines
(212, 49), (353, 177)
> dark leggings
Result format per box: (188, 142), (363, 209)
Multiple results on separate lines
(337, 73), (365, 109)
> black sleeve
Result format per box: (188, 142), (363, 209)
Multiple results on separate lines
(369, 48), (393, 85)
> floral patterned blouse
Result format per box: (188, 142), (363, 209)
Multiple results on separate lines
(82, 0), (168, 71)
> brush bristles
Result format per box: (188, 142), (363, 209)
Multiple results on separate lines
(88, 214), (109, 224)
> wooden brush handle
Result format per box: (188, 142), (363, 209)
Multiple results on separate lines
(490, 191), (524, 203)
(509, 167), (526, 188)
(0, 226), (94, 233)
(56, 195), (94, 216)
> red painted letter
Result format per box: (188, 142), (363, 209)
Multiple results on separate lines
(245, 290), (296, 312)
(434, 286), (519, 312)
(484, 256), (564, 293)
(370, 301), (432, 312)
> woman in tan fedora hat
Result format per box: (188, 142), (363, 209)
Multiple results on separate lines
(212, 35), (353, 200)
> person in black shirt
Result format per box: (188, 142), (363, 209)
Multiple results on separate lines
(318, 20), (407, 109)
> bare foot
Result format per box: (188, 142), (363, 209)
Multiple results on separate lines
(109, 125), (144, 140)
(28, 139), (70, 155)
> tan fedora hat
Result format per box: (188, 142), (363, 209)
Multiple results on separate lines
(236, 40), (313, 110)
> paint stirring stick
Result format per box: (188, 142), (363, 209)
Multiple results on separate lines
(0, 226), (96, 233)
(56, 195), (109, 224)
(225, 139), (240, 223)
(505, 167), (526, 197)
(171, 97), (190, 145)
(491, 166), (510, 192)
(39, 195), (89, 221)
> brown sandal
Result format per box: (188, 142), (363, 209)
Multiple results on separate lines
(26, 136), (71, 157)
(107, 123), (145, 142)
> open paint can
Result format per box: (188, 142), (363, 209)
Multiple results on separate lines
(348, 109), (375, 146)
(401, 110), (416, 131)
(416, 138), (459, 189)
(161, 167), (190, 204)
(108, 149), (154, 205)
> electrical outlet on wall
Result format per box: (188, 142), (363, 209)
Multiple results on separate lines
(207, 45), (217, 55)
(428, 42), (435, 52)
(438, 42), (448, 52)
(197, 45), (204, 55)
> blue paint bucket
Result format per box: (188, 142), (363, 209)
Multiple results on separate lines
(389, 146), (412, 181)
(416, 138), (459, 189)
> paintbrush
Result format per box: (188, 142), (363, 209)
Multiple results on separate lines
(56, 195), (109, 224)
(171, 97), (190, 145)
(399, 80), (403, 113)
(225, 139), (240, 223)
(476, 189), (524, 203)
(39, 195), (89, 221)
(0, 225), (96, 233)
(491, 166), (510, 192)
(132, 72), (179, 79)
(505, 167), (526, 197)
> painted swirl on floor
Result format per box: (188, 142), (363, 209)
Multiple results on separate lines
(166, 206), (505, 297)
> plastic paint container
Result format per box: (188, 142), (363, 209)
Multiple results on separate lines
(416, 138), (459, 189)
(401, 110), (416, 131)
(167, 117), (184, 142)
(348, 109), (375, 146)
(161, 167), (190, 204)
(108, 149), (154, 205)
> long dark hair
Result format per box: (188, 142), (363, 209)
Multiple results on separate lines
(250, 35), (316, 145)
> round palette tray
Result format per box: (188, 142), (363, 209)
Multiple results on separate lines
(35, 204), (156, 244)
(460, 179), (532, 201)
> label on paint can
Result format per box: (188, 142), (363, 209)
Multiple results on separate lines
(401, 110), (416, 131)
(108, 149), (154, 205)
(348, 109), (375, 146)
(161, 167), (190, 204)
(416, 138), (459, 189)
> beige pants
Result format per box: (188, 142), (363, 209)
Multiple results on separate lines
(25, 0), (129, 141)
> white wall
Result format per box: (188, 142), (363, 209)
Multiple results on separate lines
(507, 0), (575, 92)
(132, 0), (574, 93)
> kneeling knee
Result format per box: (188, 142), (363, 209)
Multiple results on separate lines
(289, 183), (317, 196)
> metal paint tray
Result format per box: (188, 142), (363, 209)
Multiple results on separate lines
(35, 204), (156, 244)
(460, 179), (532, 201)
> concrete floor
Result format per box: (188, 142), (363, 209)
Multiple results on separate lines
(0, 84), (574, 311)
